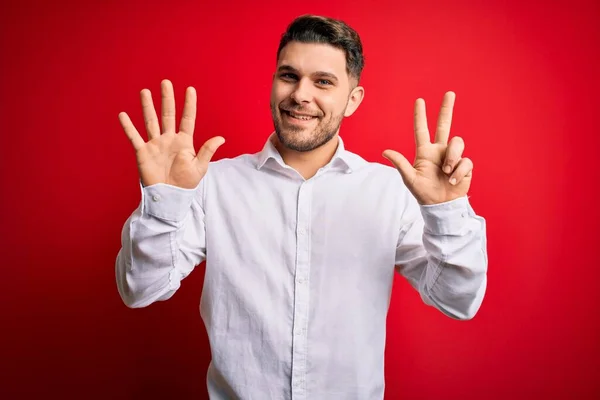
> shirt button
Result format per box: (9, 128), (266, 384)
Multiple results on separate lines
(152, 195), (160, 202)
(298, 228), (306, 235)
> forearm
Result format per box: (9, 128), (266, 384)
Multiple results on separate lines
(396, 196), (488, 320)
(115, 182), (206, 308)
(421, 198), (487, 319)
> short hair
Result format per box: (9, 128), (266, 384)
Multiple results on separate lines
(276, 14), (365, 83)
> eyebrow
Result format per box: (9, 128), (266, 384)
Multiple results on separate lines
(277, 65), (339, 83)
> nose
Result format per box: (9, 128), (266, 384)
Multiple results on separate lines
(290, 79), (312, 104)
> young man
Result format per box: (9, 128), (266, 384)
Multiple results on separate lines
(116, 14), (487, 400)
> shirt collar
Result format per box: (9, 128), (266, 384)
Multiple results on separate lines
(256, 132), (364, 174)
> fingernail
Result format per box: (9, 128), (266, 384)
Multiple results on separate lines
(450, 177), (457, 185)
(443, 165), (452, 174)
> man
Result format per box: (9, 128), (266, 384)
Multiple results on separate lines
(116, 14), (487, 400)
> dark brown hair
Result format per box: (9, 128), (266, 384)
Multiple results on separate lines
(276, 14), (365, 83)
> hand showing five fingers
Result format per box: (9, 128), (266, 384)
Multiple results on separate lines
(119, 79), (225, 189)
(382, 91), (473, 205)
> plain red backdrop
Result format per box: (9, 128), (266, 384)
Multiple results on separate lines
(1, 0), (598, 398)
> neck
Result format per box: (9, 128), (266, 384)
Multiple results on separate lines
(273, 134), (340, 180)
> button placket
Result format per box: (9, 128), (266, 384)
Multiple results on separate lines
(291, 181), (312, 399)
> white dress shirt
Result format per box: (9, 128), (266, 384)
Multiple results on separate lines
(116, 133), (487, 400)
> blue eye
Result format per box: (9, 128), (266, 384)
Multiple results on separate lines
(318, 79), (332, 86)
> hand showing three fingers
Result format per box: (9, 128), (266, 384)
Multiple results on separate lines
(119, 79), (225, 189)
(382, 91), (473, 205)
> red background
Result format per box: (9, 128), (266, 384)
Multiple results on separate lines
(1, 0), (599, 398)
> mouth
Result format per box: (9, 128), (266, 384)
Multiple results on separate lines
(282, 110), (318, 125)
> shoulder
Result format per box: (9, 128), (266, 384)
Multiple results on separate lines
(351, 155), (404, 185)
(205, 153), (258, 177)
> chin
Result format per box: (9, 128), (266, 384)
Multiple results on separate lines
(275, 126), (337, 153)
(275, 129), (312, 152)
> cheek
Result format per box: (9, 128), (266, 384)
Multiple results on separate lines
(271, 83), (290, 105)
(317, 95), (344, 117)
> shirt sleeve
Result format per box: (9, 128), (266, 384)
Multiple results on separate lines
(115, 179), (207, 308)
(394, 190), (488, 320)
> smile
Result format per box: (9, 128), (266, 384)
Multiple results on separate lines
(283, 110), (318, 123)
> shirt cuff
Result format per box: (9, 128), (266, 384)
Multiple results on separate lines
(419, 196), (473, 235)
(141, 181), (197, 222)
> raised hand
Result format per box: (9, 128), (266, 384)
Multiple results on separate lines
(119, 79), (225, 189)
(382, 91), (473, 205)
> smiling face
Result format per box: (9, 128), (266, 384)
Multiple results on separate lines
(270, 41), (364, 152)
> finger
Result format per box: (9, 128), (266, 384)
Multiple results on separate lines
(118, 112), (145, 151)
(196, 136), (226, 166)
(179, 87), (197, 135)
(414, 98), (430, 147)
(140, 89), (160, 140)
(161, 79), (176, 133)
(434, 91), (456, 144)
(382, 150), (417, 186)
(442, 136), (465, 175)
(449, 157), (473, 185)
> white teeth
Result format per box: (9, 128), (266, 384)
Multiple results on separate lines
(288, 112), (314, 120)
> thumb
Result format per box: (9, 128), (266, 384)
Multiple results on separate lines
(382, 150), (416, 185)
(197, 136), (226, 165)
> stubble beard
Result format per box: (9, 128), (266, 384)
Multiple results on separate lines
(270, 102), (345, 152)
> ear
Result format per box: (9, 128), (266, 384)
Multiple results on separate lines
(344, 85), (365, 117)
